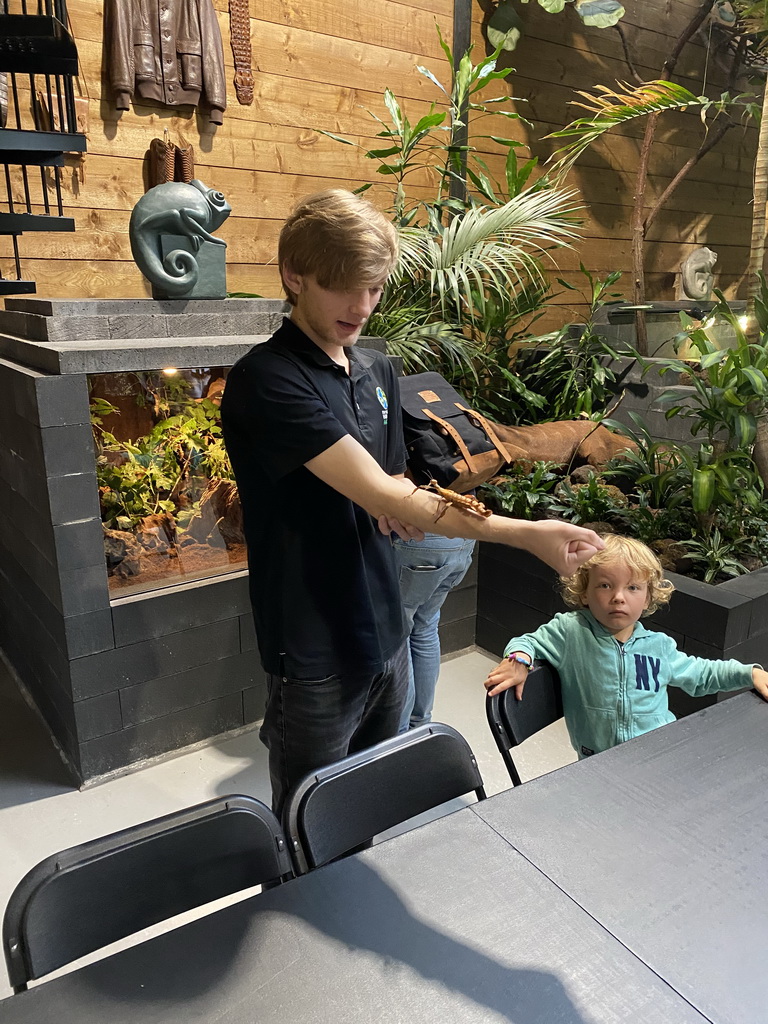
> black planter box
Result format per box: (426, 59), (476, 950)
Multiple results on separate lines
(476, 542), (766, 718)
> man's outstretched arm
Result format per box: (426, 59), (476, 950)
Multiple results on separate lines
(306, 435), (603, 577)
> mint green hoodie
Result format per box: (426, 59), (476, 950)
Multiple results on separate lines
(504, 610), (755, 756)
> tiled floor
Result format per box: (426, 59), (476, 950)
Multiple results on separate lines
(0, 645), (576, 997)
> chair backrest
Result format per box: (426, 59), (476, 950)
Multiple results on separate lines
(284, 723), (486, 874)
(486, 661), (563, 786)
(3, 794), (293, 992)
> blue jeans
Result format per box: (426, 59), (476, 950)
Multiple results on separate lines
(260, 641), (410, 816)
(393, 533), (475, 731)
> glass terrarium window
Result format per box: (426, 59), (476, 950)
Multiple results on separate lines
(89, 366), (245, 597)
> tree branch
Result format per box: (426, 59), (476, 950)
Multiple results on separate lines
(614, 23), (644, 85)
(644, 119), (734, 232)
(661, 0), (718, 80)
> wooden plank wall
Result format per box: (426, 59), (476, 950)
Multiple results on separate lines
(469, 0), (758, 327)
(0, 0), (759, 329)
(1, 0), (455, 299)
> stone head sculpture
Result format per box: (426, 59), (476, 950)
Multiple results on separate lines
(129, 180), (232, 299)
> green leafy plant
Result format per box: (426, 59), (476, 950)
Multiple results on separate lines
(639, 275), (768, 490)
(508, 265), (625, 421)
(92, 387), (233, 532)
(651, 295), (768, 452)
(555, 474), (627, 524)
(603, 413), (694, 510)
(682, 529), (750, 584)
(444, 278), (551, 420)
(480, 460), (565, 518)
(605, 410), (763, 535)
(612, 495), (696, 547)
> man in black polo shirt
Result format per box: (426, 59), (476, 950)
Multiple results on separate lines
(221, 189), (603, 813)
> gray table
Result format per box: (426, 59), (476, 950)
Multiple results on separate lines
(0, 807), (708, 1024)
(472, 692), (768, 1024)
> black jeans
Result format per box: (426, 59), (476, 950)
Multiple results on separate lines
(260, 641), (410, 816)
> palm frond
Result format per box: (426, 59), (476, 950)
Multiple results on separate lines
(546, 80), (719, 178)
(395, 189), (581, 318)
(368, 309), (482, 376)
(731, 2), (768, 45)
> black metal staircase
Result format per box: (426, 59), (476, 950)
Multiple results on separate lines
(0, 0), (86, 295)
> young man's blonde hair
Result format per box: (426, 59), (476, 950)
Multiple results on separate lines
(278, 189), (399, 305)
(560, 533), (675, 616)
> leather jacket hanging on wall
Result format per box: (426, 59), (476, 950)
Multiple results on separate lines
(106, 0), (227, 126)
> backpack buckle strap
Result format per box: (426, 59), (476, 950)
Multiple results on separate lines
(422, 408), (478, 472)
(455, 404), (514, 463)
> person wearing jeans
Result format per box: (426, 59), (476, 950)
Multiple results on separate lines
(394, 533), (475, 731)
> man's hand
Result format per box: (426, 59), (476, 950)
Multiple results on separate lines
(484, 658), (529, 700)
(752, 667), (768, 701)
(377, 515), (425, 542)
(517, 520), (604, 577)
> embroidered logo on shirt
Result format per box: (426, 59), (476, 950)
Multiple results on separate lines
(376, 386), (389, 424)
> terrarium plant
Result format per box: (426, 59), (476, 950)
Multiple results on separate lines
(91, 381), (233, 532)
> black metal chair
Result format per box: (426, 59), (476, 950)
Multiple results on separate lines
(486, 660), (563, 786)
(283, 723), (487, 875)
(3, 794), (293, 992)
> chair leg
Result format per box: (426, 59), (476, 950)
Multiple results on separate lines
(503, 751), (523, 787)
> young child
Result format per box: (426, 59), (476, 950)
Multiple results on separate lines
(483, 533), (768, 757)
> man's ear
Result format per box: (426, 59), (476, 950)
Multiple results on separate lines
(282, 263), (303, 296)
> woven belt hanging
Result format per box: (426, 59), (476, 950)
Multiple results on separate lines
(229, 0), (254, 105)
(148, 136), (176, 189)
(175, 143), (195, 183)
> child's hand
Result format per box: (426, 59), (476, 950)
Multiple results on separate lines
(752, 667), (768, 701)
(483, 658), (529, 700)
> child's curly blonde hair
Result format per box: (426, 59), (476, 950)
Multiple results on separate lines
(560, 534), (675, 616)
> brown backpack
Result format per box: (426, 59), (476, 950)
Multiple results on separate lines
(399, 372), (515, 493)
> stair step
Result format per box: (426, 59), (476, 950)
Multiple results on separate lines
(0, 14), (78, 75)
(0, 212), (75, 233)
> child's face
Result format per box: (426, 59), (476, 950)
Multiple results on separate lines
(581, 561), (650, 642)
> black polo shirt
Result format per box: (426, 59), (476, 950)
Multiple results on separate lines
(221, 317), (407, 679)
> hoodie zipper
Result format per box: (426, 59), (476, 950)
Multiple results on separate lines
(615, 637), (627, 744)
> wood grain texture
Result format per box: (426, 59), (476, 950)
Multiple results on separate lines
(1, 0), (756, 328)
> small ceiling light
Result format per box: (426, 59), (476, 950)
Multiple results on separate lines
(162, 367), (179, 376)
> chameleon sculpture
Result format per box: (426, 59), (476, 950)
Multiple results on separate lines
(129, 180), (231, 297)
